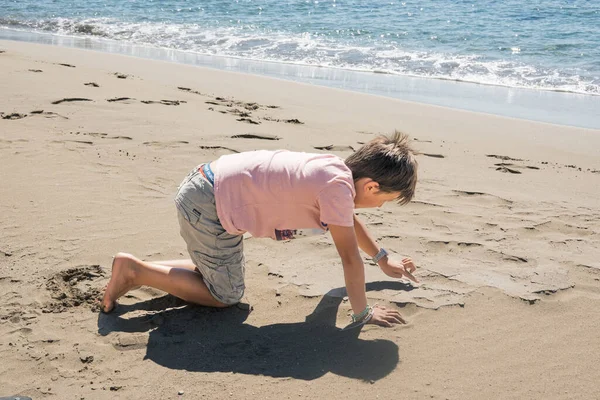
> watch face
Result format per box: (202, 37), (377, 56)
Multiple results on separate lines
(373, 248), (387, 262)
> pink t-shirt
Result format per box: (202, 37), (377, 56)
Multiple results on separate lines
(213, 150), (356, 240)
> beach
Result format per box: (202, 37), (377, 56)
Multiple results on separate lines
(1, 39), (600, 399)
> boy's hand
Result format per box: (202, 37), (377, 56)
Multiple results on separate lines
(379, 257), (419, 283)
(367, 305), (406, 327)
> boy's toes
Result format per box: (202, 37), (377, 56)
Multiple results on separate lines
(100, 299), (116, 314)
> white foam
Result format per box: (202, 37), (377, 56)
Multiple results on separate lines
(1, 17), (598, 96)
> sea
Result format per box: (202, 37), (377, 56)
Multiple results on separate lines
(1, 0), (599, 128)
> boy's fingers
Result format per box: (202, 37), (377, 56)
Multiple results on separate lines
(389, 313), (406, 324)
(385, 265), (418, 282)
(392, 312), (406, 323)
(393, 268), (417, 282)
(372, 307), (406, 325)
(403, 268), (419, 283)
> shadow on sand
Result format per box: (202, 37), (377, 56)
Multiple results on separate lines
(98, 281), (412, 381)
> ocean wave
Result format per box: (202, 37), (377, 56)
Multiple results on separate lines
(1, 17), (598, 96)
(0, 17), (110, 37)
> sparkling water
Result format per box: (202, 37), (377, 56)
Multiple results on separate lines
(1, 0), (599, 96)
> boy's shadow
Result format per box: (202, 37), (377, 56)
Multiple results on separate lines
(98, 281), (412, 381)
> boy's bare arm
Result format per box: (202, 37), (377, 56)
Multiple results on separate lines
(353, 214), (380, 258)
(353, 214), (419, 283)
(328, 224), (368, 315)
(330, 224), (407, 327)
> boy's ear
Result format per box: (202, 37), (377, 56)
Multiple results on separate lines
(365, 180), (380, 193)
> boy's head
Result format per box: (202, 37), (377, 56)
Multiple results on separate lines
(345, 131), (418, 207)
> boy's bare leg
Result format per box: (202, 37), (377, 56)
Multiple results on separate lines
(103, 258), (199, 298)
(149, 259), (197, 271)
(101, 252), (227, 313)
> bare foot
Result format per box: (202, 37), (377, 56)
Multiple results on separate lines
(101, 252), (138, 313)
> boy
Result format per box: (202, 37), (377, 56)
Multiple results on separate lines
(102, 131), (418, 327)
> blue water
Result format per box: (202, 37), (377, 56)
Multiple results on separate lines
(1, 0), (599, 96)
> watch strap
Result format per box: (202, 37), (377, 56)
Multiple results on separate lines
(372, 248), (388, 264)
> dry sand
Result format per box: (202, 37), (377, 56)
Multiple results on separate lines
(1, 40), (600, 399)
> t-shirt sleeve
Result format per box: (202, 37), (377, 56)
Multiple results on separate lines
(317, 181), (355, 227)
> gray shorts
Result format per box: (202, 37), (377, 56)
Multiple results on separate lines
(174, 165), (245, 305)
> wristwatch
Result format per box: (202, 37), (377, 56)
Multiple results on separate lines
(372, 248), (389, 264)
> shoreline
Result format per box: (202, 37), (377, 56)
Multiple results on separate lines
(2, 28), (599, 130)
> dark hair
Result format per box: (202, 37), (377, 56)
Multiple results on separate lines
(345, 131), (418, 205)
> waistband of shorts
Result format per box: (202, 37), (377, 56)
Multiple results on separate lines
(198, 163), (215, 186)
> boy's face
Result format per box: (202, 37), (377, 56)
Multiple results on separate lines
(354, 179), (400, 209)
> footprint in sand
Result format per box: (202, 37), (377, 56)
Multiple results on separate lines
(108, 135), (133, 140)
(51, 98), (93, 105)
(114, 72), (129, 79)
(224, 109), (252, 118)
(196, 92), (294, 125)
(43, 265), (105, 313)
(28, 69), (43, 73)
(30, 110), (69, 119)
(56, 139), (95, 145)
(69, 132), (132, 140)
(199, 145), (240, 154)
(493, 163), (541, 174)
(422, 153), (445, 158)
(283, 118), (303, 124)
(85, 82), (100, 87)
(1, 113), (27, 120)
(56, 63), (76, 68)
(178, 86), (206, 96)
(236, 117), (261, 125)
(494, 162), (539, 170)
(313, 145), (355, 152)
(188, 88), (281, 110)
(75, 132), (108, 138)
(141, 100), (186, 106)
(231, 133), (280, 141)
(263, 117), (304, 124)
(143, 140), (189, 148)
(242, 103), (260, 111)
(486, 154), (524, 162)
(496, 166), (522, 174)
(107, 97), (136, 103)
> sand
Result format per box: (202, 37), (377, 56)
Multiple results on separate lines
(1, 39), (600, 400)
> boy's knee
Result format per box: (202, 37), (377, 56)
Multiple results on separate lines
(214, 290), (244, 308)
